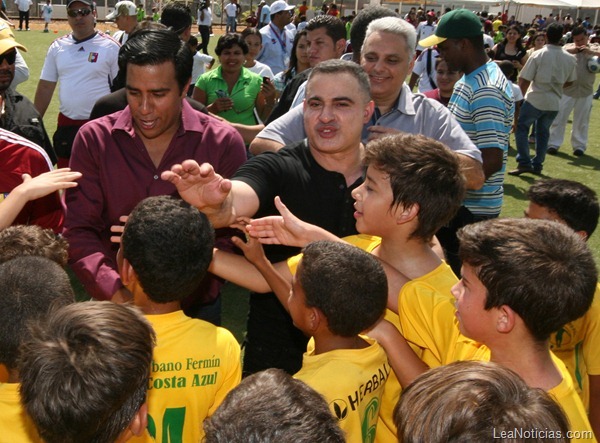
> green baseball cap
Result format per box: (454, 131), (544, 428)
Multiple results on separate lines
(419, 9), (483, 47)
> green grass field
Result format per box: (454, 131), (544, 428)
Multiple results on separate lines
(13, 23), (600, 342)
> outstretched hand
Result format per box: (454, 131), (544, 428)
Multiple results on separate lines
(18, 168), (82, 200)
(246, 196), (311, 247)
(161, 160), (232, 210)
(230, 217), (268, 265)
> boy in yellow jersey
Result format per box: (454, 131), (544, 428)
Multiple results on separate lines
(120, 196), (241, 443)
(524, 178), (600, 437)
(451, 218), (595, 441)
(209, 133), (467, 442)
(0, 257), (74, 443)
(289, 241), (391, 442)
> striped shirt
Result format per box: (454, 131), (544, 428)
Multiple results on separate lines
(449, 61), (514, 218)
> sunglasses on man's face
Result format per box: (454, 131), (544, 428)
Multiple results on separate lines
(67, 8), (92, 17)
(0, 50), (16, 65)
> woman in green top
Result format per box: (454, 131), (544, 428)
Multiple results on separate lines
(193, 33), (276, 125)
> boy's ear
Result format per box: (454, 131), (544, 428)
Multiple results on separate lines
(120, 258), (137, 286)
(308, 306), (322, 333)
(396, 203), (419, 225)
(130, 402), (148, 437)
(496, 305), (516, 334)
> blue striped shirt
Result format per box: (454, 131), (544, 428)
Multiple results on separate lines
(449, 61), (514, 218)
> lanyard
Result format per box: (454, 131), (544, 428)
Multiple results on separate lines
(269, 23), (286, 52)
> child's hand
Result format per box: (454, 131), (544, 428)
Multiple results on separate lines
(16, 168), (81, 201)
(364, 318), (397, 346)
(110, 215), (130, 243)
(230, 217), (267, 266)
(246, 196), (315, 247)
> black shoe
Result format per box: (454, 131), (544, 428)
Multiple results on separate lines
(547, 147), (558, 155)
(508, 166), (536, 176)
(573, 149), (584, 157)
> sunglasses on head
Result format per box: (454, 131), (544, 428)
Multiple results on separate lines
(0, 50), (16, 65)
(67, 8), (92, 17)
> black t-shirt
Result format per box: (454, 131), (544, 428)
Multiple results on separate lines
(234, 139), (361, 262)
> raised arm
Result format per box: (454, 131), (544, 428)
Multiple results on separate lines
(247, 197), (340, 246)
(0, 168), (81, 230)
(366, 318), (429, 387)
(161, 160), (260, 228)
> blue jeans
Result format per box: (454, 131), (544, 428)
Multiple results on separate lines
(515, 100), (558, 171)
(226, 16), (236, 33)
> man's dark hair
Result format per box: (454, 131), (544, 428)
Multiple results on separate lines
(305, 15), (346, 44)
(19, 301), (155, 443)
(0, 257), (74, 369)
(160, 2), (192, 35)
(546, 22), (564, 44)
(122, 196), (214, 303)
(527, 179), (599, 239)
(119, 28), (193, 92)
(298, 241), (387, 336)
(571, 25), (587, 37)
(215, 33), (249, 56)
(349, 6), (398, 61)
(204, 368), (345, 443)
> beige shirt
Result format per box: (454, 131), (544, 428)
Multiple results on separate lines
(563, 42), (600, 97)
(520, 44), (577, 111)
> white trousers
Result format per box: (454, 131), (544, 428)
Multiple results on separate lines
(548, 94), (593, 152)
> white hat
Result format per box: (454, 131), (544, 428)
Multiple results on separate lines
(270, 0), (294, 15)
(106, 1), (137, 20)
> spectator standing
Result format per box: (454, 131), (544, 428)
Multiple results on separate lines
(40, 0), (52, 32)
(197, 0), (211, 52)
(256, 0), (294, 75)
(547, 26), (600, 156)
(258, 0), (269, 28)
(510, 23), (576, 175)
(14, 0), (31, 31)
(34, 0), (120, 168)
(0, 21), (55, 163)
(415, 11), (436, 56)
(225, 0), (238, 33)
(107, 0), (138, 45)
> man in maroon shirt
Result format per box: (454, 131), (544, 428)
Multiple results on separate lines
(64, 29), (246, 312)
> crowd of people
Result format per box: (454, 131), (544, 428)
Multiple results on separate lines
(0, 1), (599, 442)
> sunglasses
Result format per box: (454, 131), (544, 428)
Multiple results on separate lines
(0, 50), (16, 65)
(67, 8), (92, 17)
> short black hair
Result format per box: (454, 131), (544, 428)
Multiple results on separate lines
(215, 33), (249, 56)
(305, 15), (346, 43)
(546, 22), (563, 44)
(122, 196), (214, 303)
(160, 2), (192, 34)
(298, 241), (387, 336)
(527, 179), (599, 239)
(119, 28), (193, 92)
(349, 6), (398, 60)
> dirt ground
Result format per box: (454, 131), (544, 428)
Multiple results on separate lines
(7, 17), (228, 34)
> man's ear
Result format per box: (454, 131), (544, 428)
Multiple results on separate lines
(335, 38), (347, 57)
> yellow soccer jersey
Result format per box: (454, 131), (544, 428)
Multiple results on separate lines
(0, 382), (42, 442)
(131, 311), (241, 443)
(550, 354), (597, 442)
(551, 284), (600, 408)
(295, 336), (390, 443)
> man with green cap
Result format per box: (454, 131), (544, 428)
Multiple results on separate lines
(419, 8), (513, 223)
